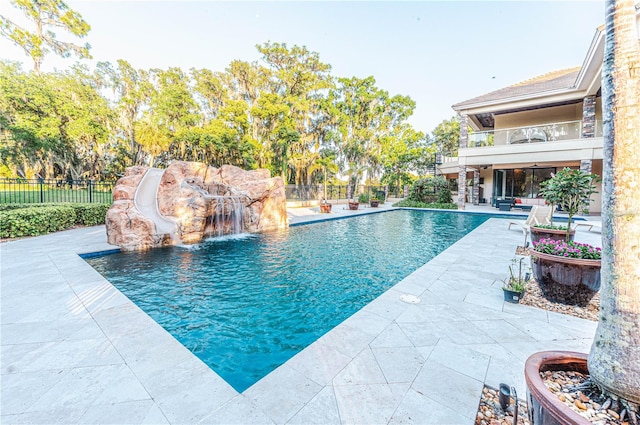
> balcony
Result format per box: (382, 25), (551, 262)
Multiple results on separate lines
(467, 119), (602, 148)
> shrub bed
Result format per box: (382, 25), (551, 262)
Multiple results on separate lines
(0, 203), (61, 211)
(403, 177), (454, 206)
(73, 204), (111, 226)
(393, 200), (458, 209)
(0, 203), (110, 238)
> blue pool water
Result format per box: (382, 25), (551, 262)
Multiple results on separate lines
(86, 209), (493, 392)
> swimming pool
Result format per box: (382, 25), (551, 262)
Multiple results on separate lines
(86, 209), (493, 392)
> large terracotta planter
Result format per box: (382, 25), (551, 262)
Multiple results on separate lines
(525, 351), (590, 425)
(370, 200), (380, 207)
(348, 202), (359, 210)
(319, 203), (332, 213)
(531, 227), (575, 244)
(531, 251), (601, 291)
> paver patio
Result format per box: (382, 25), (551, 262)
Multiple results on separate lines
(1, 206), (601, 424)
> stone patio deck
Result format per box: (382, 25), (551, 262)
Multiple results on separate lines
(1, 205), (601, 424)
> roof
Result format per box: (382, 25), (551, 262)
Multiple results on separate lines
(452, 67), (581, 110)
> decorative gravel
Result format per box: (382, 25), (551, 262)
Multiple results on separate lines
(539, 370), (640, 425)
(519, 278), (599, 321)
(475, 385), (529, 425)
(476, 375), (639, 425)
(514, 245), (599, 321)
(475, 246), (605, 424)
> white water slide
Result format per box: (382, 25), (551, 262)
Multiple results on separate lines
(134, 168), (177, 237)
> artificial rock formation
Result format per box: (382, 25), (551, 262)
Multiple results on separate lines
(106, 161), (288, 251)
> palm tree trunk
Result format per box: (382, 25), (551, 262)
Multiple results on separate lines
(588, 0), (640, 404)
(323, 168), (328, 201)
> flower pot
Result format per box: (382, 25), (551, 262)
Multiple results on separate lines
(348, 202), (359, 210)
(525, 351), (591, 425)
(531, 251), (600, 291)
(530, 227), (575, 244)
(370, 200), (380, 207)
(319, 203), (332, 213)
(503, 288), (524, 303)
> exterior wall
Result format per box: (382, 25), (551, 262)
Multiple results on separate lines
(438, 157), (460, 175)
(494, 103), (583, 129)
(594, 96), (603, 120)
(492, 99), (602, 130)
(593, 96), (603, 135)
(458, 137), (603, 167)
(493, 104), (583, 145)
(480, 167), (493, 203)
(589, 159), (603, 214)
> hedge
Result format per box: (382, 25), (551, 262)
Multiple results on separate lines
(393, 200), (458, 209)
(72, 204), (111, 226)
(407, 177), (452, 204)
(0, 203), (60, 211)
(0, 203), (110, 238)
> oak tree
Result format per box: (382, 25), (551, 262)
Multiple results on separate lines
(0, 0), (91, 73)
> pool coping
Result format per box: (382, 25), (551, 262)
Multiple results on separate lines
(1, 208), (600, 424)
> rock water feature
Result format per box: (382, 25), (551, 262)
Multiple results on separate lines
(206, 195), (246, 238)
(106, 161), (288, 251)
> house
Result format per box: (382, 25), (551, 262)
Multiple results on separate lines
(437, 12), (640, 214)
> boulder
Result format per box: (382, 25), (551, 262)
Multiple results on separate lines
(111, 172), (146, 201)
(106, 161), (288, 251)
(106, 200), (171, 251)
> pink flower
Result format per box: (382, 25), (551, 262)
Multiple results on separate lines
(533, 238), (601, 260)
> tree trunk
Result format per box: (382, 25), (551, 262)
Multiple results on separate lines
(588, 0), (640, 404)
(323, 168), (328, 200)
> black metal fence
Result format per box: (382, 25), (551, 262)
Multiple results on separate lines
(0, 179), (407, 205)
(0, 178), (116, 204)
(284, 184), (404, 202)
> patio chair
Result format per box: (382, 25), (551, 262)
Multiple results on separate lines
(507, 205), (554, 245)
(573, 221), (602, 232)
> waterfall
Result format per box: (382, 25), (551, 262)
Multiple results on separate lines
(208, 195), (246, 238)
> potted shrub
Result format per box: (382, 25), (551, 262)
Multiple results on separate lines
(531, 238), (601, 303)
(531, 167), (598, 243)
(348, 192), (367, 210)
(525, 351), (592, 425)
(370, 194), (380, 207)
(502, 257), (530, 303)
(319, 201), (332, 213)
(529, 223), (575, 244)
(315, 154), (337, 214)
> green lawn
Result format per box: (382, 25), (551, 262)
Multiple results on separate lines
(0, 188), (113, 204)
(0, 179), (115, 205)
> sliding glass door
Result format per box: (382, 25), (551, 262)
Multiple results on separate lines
(493, 167), (557, 200)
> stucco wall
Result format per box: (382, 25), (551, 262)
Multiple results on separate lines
(495, 103), (583, 130)
(479, 167), (493, 203)
(590, 159), (603, 214)
(493, 103), (585, 146)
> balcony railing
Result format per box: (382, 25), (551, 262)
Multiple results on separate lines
(440, 156), (459, 164)
(467, 119), (603, 148)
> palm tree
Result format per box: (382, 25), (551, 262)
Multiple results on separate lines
(312, 154), (338, 201)
(587, 0), (640, 405)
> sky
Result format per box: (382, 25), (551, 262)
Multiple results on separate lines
(0, 1), (605, 134)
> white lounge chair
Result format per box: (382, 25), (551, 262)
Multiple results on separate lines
(507, 205), (554, 245)
(573, 221), (602, 232)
